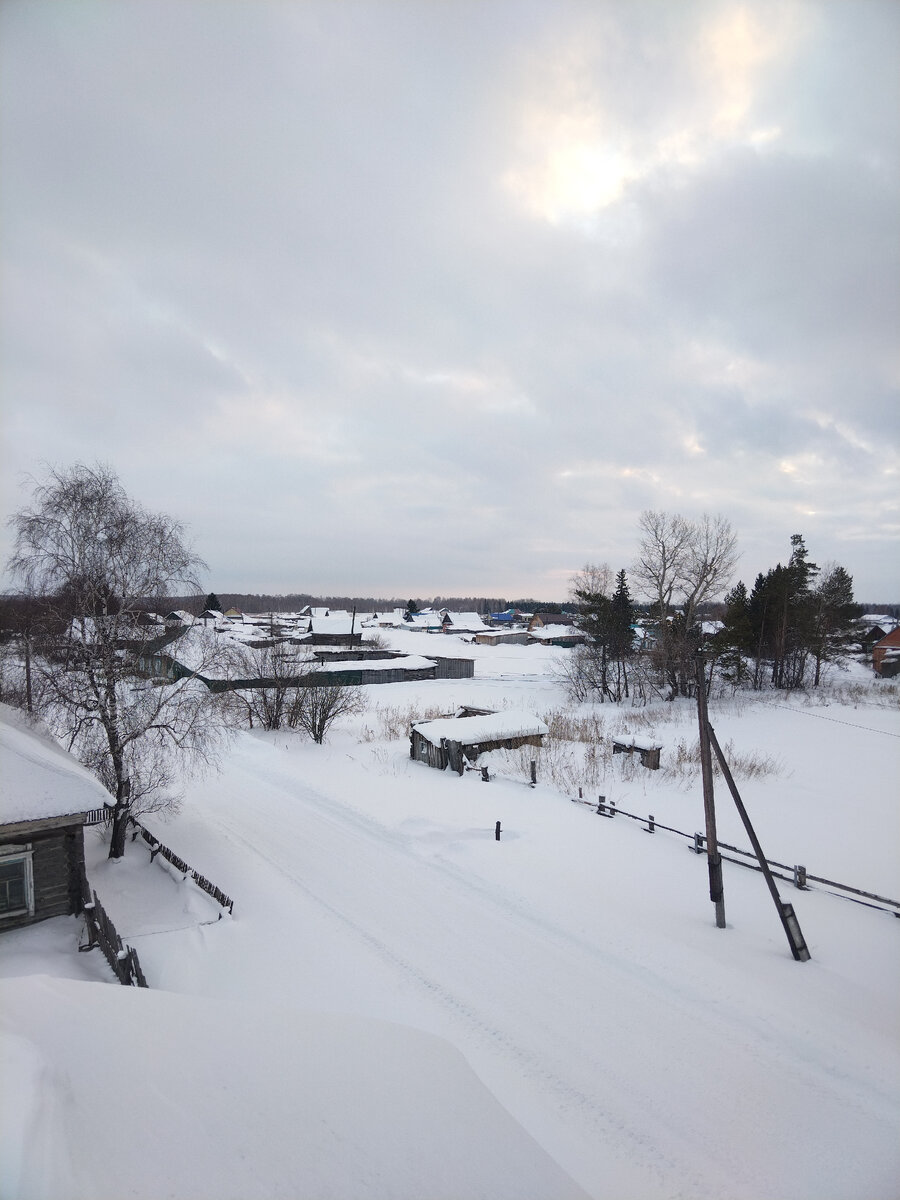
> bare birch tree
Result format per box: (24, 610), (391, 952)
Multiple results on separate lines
(633, 510), (738, 697)
(6, 463), (229, 856)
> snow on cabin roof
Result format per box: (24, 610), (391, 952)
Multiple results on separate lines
(442, 612), (490, 632)
(412, 710), (548, 747)
(528, 624), (584, 640)
(163, 625), (229, 673)
(406, 613), (442, 629)
(313, 655), (435, 673)
(310, 616), (356, 635)
(0, 704), (111, 825)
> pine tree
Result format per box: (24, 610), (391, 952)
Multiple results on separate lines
(204, 592), (222, 613)
(716, 580), (753, 686)
(809, 565), (862, 685)
(609, 569), (635, 699)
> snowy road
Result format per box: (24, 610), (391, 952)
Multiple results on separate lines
(131, 732), (900, 1200)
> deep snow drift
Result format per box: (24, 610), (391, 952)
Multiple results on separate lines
(1, 634), (898, 1199)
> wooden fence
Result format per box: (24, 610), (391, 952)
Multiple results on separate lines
(129, 819), (234, 916)
(567, 789), (900, 918)
(84, 806), (114, 826)
(80, 875), (148, 987)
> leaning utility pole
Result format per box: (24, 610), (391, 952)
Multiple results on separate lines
(694, 652), (810, 962)
(706, 725), (810, 961)
(695, 654), (726, 928)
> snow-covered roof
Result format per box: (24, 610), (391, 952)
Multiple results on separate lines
(0, 975), (587, 1200)
(313, 655), (435, 673)
(442, 611), (490, 632)
(162, 625), (230, 674)
(412, 710), (548, 747)
(165, 610), (196, 624)
(310, 616), (356, 636)
(406, 612), (443, 629)
(0, 705), (111, 826)
(612, 733), (663, 751)
(529, 624), (584, 641)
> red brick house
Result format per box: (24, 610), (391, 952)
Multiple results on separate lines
(872, 628), (900, 678)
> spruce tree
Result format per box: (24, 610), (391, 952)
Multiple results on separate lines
(716, 580), (753, 686)
(809, 565), (862, 685)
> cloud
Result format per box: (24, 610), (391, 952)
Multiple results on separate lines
(1, 0), (898, 600)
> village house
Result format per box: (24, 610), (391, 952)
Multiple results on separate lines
(872, 628), (900, 678)
(0, 706), (109, 931)
(409, 709), (548, 774)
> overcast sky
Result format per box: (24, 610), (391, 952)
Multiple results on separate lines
(1, 0), (898, 602)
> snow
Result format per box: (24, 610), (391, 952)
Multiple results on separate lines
(310, 616), (356, 635)
(528, 623), (583, 640)
(313, 654), (436, 673)
(0, 705), (111, 825)
(612, 733), (663, 751)
(0, 977), (586, 1200)
(412, 709), (549, 746)
(1, 642), (899, 1199)
(442, 611), (491, 632)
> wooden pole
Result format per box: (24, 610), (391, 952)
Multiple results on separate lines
(495, 821), (501, 841)
(706, 724), (810, 961)
(695, 654), (726, 928)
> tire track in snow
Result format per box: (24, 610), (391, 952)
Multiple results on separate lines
(196, 740), (900, 1200)
(199, 761), (794, 1200)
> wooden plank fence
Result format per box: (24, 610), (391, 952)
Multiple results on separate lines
(129, 818), (234, 916)
(79, 874), (148, 987)
(568, 789), (900, 918)
(84, 806), (114, 825)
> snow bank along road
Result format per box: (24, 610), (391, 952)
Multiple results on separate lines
(132, 732), (900, 1200)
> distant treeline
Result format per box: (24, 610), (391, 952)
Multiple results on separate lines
(162, 594), (564, 616)
(160, 594), (753, 619)
(2, 590), (896, 631)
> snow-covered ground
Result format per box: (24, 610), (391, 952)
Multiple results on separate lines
(2, 634), (899, 1199)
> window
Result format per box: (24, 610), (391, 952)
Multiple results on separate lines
(0, 844), (34, 919)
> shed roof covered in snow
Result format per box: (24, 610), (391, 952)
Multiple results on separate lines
(411, 710), (548, 747)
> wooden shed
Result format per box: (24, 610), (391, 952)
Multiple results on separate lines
(1, 707), (110, 931)
(410, 710), (548, 775)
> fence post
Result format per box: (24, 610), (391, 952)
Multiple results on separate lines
(481, 766), (490, 782)
(609, 801), (616, 818)
(646, 814), (655, 833)
(495, 821), (501, 841)
(530, 760), (537, 787)
(693, 832), (705, 854)
(793, 864), (807, 890)
(597, 795), (605, 815)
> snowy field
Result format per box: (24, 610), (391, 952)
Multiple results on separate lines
(2, 631), (899, 1200)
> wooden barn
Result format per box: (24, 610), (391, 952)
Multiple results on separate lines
(1, 707), (110, 931)
(410, 710), (548, 775)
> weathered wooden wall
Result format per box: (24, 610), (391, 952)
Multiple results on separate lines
(0, 825), (85, 931)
